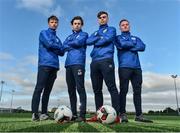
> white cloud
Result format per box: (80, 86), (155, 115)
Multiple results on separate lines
(142, 71), (180, 93)
(0, 52), (15, 61)
(0, 53), (180, 112)
(104, 0), (118, 9)
(142, 62), (154, 69)
(19, 55), (38, 67)
(17, 0), (54, 9)
(16, 0), (63, 17)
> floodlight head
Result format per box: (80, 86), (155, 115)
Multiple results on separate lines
(171, 75), (177, 78)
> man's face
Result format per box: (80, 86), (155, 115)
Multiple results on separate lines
(72, 19), (82, 32)
(48, 19), (58, 30)
(120, 21), (130, 32)
(98, 14), (108, 25)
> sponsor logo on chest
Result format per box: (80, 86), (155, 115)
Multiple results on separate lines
(76, 35), (80, 39)
(103, 28), (107, 33)
(131, 37), (136, 40)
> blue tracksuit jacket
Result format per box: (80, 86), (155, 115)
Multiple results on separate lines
(86, 24), (116, 61)
(115, 32), (145, 69)
(38, 28), (64, 69)
(63, 30), (88, 67)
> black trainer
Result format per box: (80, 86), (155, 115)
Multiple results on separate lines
(75, 117), (86, 122)
(135, 114), (153, 123)
(120, 113), (128, 123)
(32, 113), (39, 121)
(71, 115), (78, 121)
(40, 113), (54, 121)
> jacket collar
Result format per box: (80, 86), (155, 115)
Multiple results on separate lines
(121, 31), (131, 36)
(48, 28), (56, 35)
(99, 24), (108, 29)
(72, 29), (82, 34)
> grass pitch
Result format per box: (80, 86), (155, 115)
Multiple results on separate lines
(0, 113), (180, 132)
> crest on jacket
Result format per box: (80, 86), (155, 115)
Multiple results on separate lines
(103, 29), (107, 33)
(131, 37), (136, 40)
(76, 35), (80, 39)
(94, 31), (98, 36)
(56, 37), (60, 43)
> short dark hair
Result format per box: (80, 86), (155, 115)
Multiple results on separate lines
(97, 11), (108, 18)
(119, 19), (129, 25)
(48, 15), (59, 23)
(71, 16), (84, 26)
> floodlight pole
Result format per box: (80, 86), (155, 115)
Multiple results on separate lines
(171, 75), (180, 115)
(57, 99), (60, 107)
(0, 80), (5, 102)
(10, 90), (15, 113)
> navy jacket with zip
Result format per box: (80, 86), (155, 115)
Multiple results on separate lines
(63, 30), (88, 67)
(115, 32), (145, 69)
(38, 28), (64, 69)
(86, 24), (116, 61)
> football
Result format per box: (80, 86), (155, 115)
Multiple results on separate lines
(54, 105), (72, 123)
(97, 105), (117, 124)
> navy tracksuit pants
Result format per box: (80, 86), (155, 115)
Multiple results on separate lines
(32, 66), (57, 114)
(118, 68), (142, 116)
(90, 58), (119, 114)
(66, 65), (87, 118)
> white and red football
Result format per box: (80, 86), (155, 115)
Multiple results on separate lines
(97, 105), (117, 124)
(54, 105), (72, 123)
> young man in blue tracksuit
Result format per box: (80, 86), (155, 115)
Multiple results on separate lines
(86, 11), (120, 122)
(63, 16), (88, 122)
(31, 15), (64, 121)
(116, 19), (153, 123)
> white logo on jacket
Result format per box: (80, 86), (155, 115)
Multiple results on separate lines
(56, 37), (59, 43)
(122, 36), (126, 39)
(76, 35), (80, 39)
(94, 31), (98, 36)
(103, 29), (107, 33)
(131, 37), (136, 40)
(68, 36), (71, 40)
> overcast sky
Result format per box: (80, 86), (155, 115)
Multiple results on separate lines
(0, 0), (180, 113)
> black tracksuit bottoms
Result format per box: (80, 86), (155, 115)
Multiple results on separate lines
(118, 68), (142, 116)
(66, 65), (87, 118)
(90, 58), (119, 114)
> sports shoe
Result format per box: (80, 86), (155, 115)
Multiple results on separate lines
(86, 115), (98, 122)
(71, 115), (78, 121)
(135, 114), (153, 123)
(114, 116), (120, 123)
(75, 117), (86, 122)
(120, 113), (128, 123)
(40, 113), (53, 121)
(32, 113), (39, 121)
